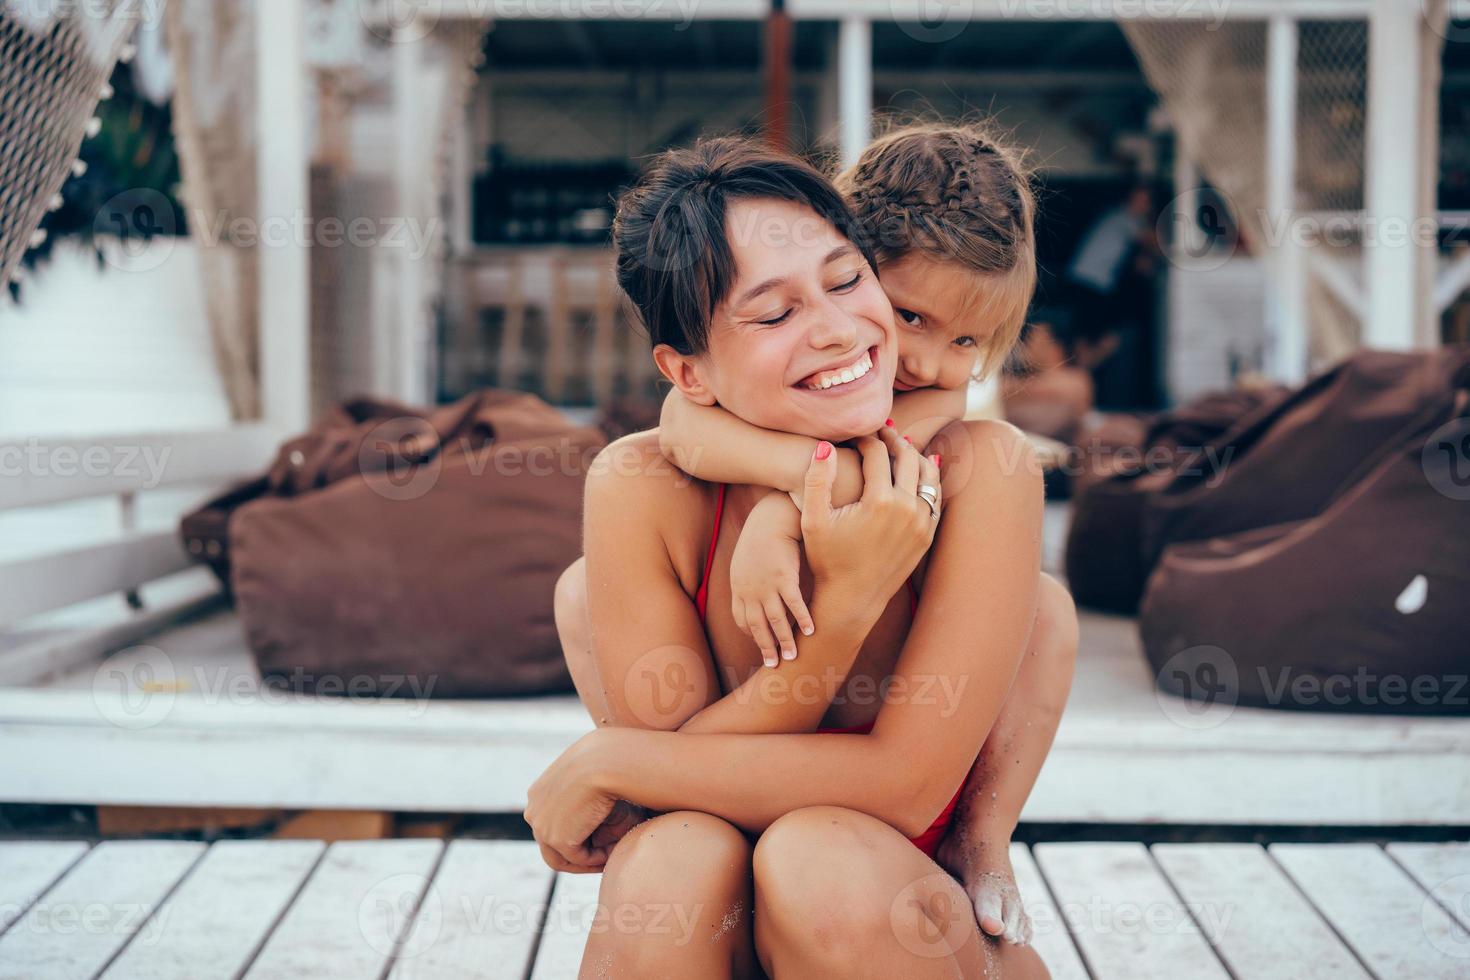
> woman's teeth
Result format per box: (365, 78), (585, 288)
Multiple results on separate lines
(804, 350), (873, 390)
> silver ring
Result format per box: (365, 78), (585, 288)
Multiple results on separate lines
(917, 484), (940, 519)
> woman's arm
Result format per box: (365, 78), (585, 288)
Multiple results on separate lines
(891, 386), (969, 451)
(659, 388), (866, 504)
(530, 420), (1043, 858)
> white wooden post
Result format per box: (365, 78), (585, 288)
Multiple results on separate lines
(837, 16), (872, 170)
(1364, 0), (1433, 350)
(392, 15), (430, 404)
(1266, 14), (1307, 382)
(255, 0), (311, 434)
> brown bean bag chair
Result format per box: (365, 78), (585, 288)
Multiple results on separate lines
(1141, 381), (1470, 715)
(1064, 386), (1289, 613)
(1139, 349), (1470, 575)
(184, 390), (605, 698)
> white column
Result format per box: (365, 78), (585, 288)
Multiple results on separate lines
(1266, 14), (1307, 382)
(392, 16), (430, 403)
(1364, 0), (1432, 351)
(837, 17), (872, 170)
(255, 0), (311, 433)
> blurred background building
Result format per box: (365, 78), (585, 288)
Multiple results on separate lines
(5, 0), (1468, 443)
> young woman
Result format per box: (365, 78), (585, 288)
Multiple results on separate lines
(528, 137), (1063, 978)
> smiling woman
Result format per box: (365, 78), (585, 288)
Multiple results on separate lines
(528, 136), (1056, 979)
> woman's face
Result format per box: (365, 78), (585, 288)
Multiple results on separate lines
(695, 197), (898, 441)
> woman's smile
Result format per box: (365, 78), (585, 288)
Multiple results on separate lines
(796, 345), (879, 392)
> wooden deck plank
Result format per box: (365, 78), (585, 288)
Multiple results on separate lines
(387, 840), (555, 980)
(99, 840), (324, 980)
(1386, 842), (1470, 937)
(528, 872), (602, 980)
(1152, 843), (1369, 979)
(1008, 842), (1089, 980)
(0, 841), (90, 936)
(241, 839), (443, 980)
(1033, 842), (1230, 980)
(1270, 843), (1468, 979)
(0, 840), (204, 980)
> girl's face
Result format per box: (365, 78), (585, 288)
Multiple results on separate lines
(878, 252), (992, 392)
(691, 197), (899, 441)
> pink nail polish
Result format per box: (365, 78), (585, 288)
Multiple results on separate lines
(885, 418), (895, 427)
(814, 441), (833, 461)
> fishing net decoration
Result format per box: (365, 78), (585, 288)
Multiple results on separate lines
(0, 3), (134, 292)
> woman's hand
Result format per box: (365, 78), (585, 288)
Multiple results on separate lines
(730, 492), (812, 666)
(524, 732), (620, 873)
(801, 424), (942, 622)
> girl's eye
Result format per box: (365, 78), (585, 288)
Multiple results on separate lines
(756, 309), (792, 326)
(954, 336), (977, 348)
(896, 308), (922, 327)
(830, 271), (863, 292)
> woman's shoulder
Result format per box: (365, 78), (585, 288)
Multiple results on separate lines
(586, 428), (716, 519)
(931, 418), (1044, 505)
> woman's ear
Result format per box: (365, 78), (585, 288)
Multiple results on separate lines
(652, 344), (718, 406)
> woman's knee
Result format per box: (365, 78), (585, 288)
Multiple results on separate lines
(554, 557), (589, 646)
(1034, 572), (1079, 670)
(603, 810), (752, 905)
(753, 807), (893, 937)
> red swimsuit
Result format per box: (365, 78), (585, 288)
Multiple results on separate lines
(694, 483), (963, 859)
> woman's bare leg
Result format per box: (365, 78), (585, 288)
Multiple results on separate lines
(581, 810), (759, 979)
(935, 572), (1078, 942)
(754, 806), (1049, 979)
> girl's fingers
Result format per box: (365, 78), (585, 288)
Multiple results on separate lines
(763, 597), (797, 662)
(780, 582), (815, 639)
(732, 600), (749, 636)
(892, 434), (921, 497)
(855, 435), (893, 503)
(748, 603), (780, 668)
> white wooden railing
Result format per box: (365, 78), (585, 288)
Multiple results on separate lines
(0, 426), (280, 685)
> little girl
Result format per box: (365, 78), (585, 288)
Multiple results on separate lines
(560, 121), (1077, 946)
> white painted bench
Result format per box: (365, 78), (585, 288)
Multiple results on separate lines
(2, 837), (1468, 979)
(3, 446), (1470, 826)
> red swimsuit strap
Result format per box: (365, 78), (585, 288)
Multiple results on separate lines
(695, 483), (919, 621)
(694, 483), (728, 621)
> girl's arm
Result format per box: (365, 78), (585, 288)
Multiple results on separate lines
(582, 430), (933, 744)
(529, 420), (1043, 862)
(891, 386), (970, 452)
(659, 388), (865, 504)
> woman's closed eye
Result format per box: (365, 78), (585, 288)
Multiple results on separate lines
(829, 270), (864, 293)
(755, 308), (793, 326)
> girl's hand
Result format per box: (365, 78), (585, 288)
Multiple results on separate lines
(525, 733), (620, 873)
(801, 425), (942, 621)
(730, 493), (813, 667)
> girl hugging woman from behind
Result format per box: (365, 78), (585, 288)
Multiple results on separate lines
(537, 122), (1078, 979)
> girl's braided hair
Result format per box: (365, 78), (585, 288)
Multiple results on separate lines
(835, 119), (1037, 376)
